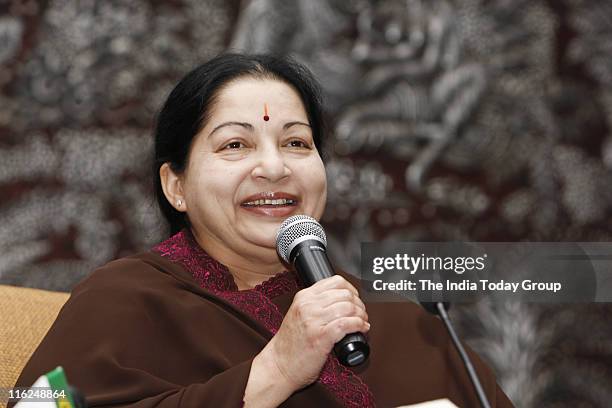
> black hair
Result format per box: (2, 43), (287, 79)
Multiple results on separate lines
(152, 53), (327, 235)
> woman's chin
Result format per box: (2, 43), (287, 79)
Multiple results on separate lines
(237, 207), (309, 249)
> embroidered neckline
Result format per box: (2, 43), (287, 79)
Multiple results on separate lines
(152, 229), (376, 408)
(152, 228), (301, 297)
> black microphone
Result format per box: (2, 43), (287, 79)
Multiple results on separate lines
(420, 301), (491, 408)
(276, 215), (370, 367)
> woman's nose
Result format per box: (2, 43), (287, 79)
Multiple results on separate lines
(251, 146), (291, 182)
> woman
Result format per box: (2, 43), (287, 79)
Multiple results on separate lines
(13, 54), (513, 407)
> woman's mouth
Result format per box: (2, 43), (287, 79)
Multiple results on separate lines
(239, 193), (299, 217)
(242, 198), (296, 207)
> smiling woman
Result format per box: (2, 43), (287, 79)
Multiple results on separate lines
(12, 54), (514, 408)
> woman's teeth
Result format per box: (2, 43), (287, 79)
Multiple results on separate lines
(242, 198), (296, 206)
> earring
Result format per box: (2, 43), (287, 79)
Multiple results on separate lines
(176, 199), (182, 208)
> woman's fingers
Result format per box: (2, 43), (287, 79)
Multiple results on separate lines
(298, 298), (368, 329)
(323, 316), (371, 344)
(315, 288), (366, 311)
(324, 300), (368, 323)
(309, 275), (359, 296)
(296, 276), (368, 328)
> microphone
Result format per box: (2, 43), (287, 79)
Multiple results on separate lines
(276, 215), (370, 367)
(420, 301), (491, 408)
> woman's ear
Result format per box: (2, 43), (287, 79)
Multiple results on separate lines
(159, 163), (187, 212)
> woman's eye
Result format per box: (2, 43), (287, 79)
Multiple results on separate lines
(287, 140), (310, 148)
(224, 141), (245, 150)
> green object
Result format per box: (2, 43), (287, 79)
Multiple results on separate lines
(45, 366), (76, 408)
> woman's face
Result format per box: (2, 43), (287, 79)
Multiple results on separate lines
(180, 77), (327, 260)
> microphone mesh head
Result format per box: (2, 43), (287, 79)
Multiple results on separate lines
(276, 215), (327, 263)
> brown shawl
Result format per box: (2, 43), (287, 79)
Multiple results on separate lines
(11, 229), (514, 407)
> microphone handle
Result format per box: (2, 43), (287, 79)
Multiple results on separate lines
(292, 242), (370, 367)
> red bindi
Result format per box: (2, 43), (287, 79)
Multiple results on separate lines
(263, 103), (269, 121)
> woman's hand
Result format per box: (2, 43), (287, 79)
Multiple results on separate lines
(251, 275), (370, 403)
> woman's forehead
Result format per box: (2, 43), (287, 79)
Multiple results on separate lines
(211, 77), (307, 117)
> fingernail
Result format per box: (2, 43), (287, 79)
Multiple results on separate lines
(365, 322), (371, 329)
